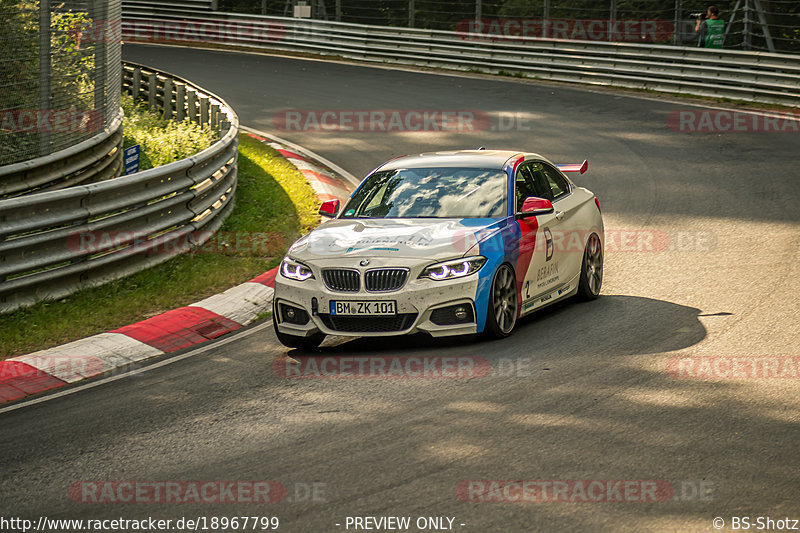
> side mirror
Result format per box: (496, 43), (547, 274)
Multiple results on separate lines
(319, 199), (340, 218)
(517, 197), (554, 218)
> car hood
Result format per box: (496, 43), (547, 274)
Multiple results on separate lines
(288, 218), (506, 262)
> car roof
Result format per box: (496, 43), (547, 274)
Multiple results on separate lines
(378, 150), (548, 171)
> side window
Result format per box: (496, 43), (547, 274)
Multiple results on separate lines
(541, 163), (571, 200)
(515, 163), (550, 210)
(364, 180), (389, 210)
(515, 166), (536, 212)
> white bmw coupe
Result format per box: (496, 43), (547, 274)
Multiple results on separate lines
(273, 150), (603, 349)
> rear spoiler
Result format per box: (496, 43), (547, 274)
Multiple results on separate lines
(556, 160), (588, 174)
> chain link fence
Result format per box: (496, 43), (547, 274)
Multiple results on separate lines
(210, 0), (800, 53)
(1, 0), (122, 166)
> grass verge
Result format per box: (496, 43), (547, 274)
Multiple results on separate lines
(0, 133), (320, 358)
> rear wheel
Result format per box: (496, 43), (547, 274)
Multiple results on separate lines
(273, 312), (325, 350)
(577, 232), (603, 300)
(484, 264), (518, 339)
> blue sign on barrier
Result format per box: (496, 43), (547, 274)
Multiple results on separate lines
(124, 145), (141, 175)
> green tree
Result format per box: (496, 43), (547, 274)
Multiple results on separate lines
(0, 1), (95, 166)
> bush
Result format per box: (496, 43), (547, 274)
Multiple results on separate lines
(121, 93), (216, 171)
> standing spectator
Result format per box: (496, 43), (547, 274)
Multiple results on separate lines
(696, 5), (725, 48)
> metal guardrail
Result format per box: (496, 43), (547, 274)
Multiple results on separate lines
(121, 12), (800, 107)
(0, 113), (124, 198)
(0, 62), (239, 313)
(123, 0), (216, 17)
(123, 62), (232, 131)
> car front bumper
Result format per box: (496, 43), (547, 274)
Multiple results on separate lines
(274, 260), (483, 338)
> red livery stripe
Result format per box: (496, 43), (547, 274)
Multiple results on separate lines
(515, 217), (539, 315)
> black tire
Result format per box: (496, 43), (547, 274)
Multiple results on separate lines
(273, 312), (325, 350)
(577, 232), (603, 301)
(483, 263), (518, 339)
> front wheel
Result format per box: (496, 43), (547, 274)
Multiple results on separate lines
(484, 263), (518, 339)
(273, 312), (325, 350)
(577, 232), (603, 300)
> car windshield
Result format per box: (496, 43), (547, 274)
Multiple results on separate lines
(341, 167), (507, 219)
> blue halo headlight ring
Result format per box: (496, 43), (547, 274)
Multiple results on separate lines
(280, 257), (314, 281)
(421, 256), (486, 281)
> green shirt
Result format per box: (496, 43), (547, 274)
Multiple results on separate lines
(705, 18), (725, 48)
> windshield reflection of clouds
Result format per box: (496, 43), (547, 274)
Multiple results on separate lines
(343, 168), (507, 219)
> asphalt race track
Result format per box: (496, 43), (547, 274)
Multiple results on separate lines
(1, 44), (799, 532)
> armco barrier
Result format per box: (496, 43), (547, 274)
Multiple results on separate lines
(0, 112), (124, 198)
(120, 13), (800, 107)
(0, 62), (239, 313)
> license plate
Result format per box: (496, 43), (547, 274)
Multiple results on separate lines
(330, 300), (396, 316)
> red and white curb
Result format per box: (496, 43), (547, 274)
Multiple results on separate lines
(246, 132), (352, 204)
(0, 132), (356, 405)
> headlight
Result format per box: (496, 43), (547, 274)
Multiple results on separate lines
(420, 256), (487, 281)
(280, 257), (314, 281)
